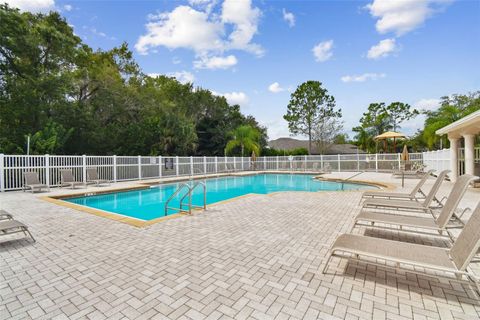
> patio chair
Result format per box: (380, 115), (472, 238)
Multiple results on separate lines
(362, 170), (450, 214)
(0, 212), (36, 243)
(353, 174), (477, 240)
(86, 168), (110, 186)
(0, 209), (13, 221)
(323, 201), (480, 293)
(60, 169), (84, 189)
(23, 172), (50, 193)
(361, 170), (434, 202)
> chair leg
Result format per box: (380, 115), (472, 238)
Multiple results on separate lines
(322, 252), (333, 274)
(25, 228), (36, 243)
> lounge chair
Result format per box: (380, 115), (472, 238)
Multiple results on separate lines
(0, 210), (13, 221)
(323, 201), (480, 293)
(0, 212), (36, 243)
(353, 174), (477, 240)
(86, 168), (110, 186)
(60, 169), (84, 189)
(362, 170), (450, 214)
(23, 172), (50, 193)
(361, 170), (434, 202)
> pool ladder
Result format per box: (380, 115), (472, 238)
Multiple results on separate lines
(164, 181), (207, 215)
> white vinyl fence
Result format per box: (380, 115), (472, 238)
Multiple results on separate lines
(422, 149), (451, 173)
(0, 153), (427, 191)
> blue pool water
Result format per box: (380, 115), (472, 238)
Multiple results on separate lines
(65, 174), (376, 220)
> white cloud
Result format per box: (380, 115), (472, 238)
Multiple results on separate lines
(136, 1), (263, 68)
(194, 55), (237, 69)
(366, 0), (451, 36)
(148, 71), (195, 84)
(136, 6), (223, 55)
(312, 40), (334, 62)
(212, 91), (249, 106)
(414, 98), (441, 110)
(4, 0), (55, 12)
(341, 73), (386, 83)
(172, 57), (181, 64)
(222, 0), (263, 55)
(63, 4), (72, 11)
(282, 8), (295, 27)
(167, 71), (195, 84)
(367, 38), (397, 59)
(268, 82), (285, 93)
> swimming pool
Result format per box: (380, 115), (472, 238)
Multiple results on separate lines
(64, 174), (376, 221)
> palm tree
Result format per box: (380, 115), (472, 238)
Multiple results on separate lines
(225, 125), (260, 157)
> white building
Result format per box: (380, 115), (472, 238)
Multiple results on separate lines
(436, 109), (480, 182)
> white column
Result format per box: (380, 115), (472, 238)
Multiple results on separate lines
(463, 134), (475, 176)
(449, 137), (459, 181)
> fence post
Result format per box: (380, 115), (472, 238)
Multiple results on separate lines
(276, 156), (279, 170)
(175, 156), (179, 176)
(82, 155), (87, 183)
(138, 155), (142, 180)
(203, 156), (207, 174)
(190, 156), (194, 175)
(356, 153), (360, 172)
(0, 154), (4, 192)
(158, 155), (162, 178)
(215, 156), (218, 173)
(398, 153), (401, 169)
(304, 155), (307, 171)
(320, 154), (323, 170)
(263, 157), (266, 170)
(241, 157), (244, 171)
(233, 156), (236, 171)
(337, 154), (341, 172)
(113, 155), (117, 182)
(45, 154), (50, 187)
(375, 154), (378, 172)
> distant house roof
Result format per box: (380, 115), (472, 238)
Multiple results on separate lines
(435, 109), (480, 138)
(268, 138), (365, 155)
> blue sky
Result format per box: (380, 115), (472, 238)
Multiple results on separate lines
(8, 0), (480, 140)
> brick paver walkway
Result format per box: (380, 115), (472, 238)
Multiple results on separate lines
(1, 173), (479, 319)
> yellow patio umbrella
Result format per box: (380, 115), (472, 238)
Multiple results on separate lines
(401, 144), (409, 161)
(374, 131), (407, 152)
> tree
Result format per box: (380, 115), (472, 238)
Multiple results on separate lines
(386, 102), (419, 131)
(420, 92), (480, 149)
(313, 116), (344, 154)
(0, 5), (268, 156)
(225, 125), (261, 157)
(283, 81), (341, 154)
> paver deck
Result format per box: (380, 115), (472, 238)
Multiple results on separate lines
(1, 172), (479, 319)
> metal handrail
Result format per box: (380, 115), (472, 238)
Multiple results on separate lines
(164, 183), (192, 215)
(341, 171), (364, 190)
(164, 181), (207, 215)
(179, 181), (207, 213)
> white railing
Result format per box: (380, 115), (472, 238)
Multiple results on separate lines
(0, 153), (427, 191)
(423, 147), (480, 176)
(422, 149), (451, 173)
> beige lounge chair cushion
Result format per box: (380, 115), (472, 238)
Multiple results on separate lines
(0, 219), (27, 231)
(362, 191), (415, 200)
(363, 198), (426, 210)
(355, 211), (438, 230)
(331, 234), (454, 270)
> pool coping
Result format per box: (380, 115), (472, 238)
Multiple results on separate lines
(40, 172), (390, 227)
